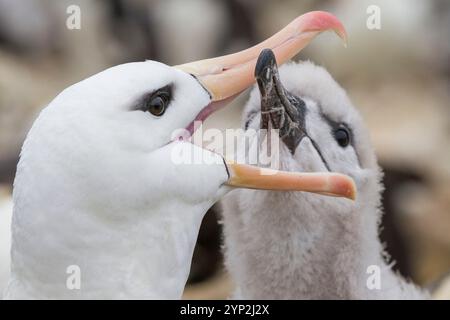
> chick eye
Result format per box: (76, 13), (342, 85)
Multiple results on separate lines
(334, 126), (350, 147)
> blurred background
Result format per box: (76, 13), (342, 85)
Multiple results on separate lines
(0, 0), (449, 299)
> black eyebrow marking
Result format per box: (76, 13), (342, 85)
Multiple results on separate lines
(133, 84), (173, 112)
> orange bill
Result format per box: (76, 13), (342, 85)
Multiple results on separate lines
(226, 162), (356, 200)
(175, 11), (347, 101)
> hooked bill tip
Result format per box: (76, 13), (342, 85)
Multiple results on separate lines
(299, 11), (348, 47)
(335, 27), (348, 47)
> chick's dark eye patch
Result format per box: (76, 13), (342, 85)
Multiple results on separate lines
(318, 109), (353, 146)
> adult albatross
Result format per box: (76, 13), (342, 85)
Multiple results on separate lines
(3, 12), (351, 299)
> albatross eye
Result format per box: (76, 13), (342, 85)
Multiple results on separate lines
(147, 94), (169, 116)
(141, 85), (172, 116)
(334, 126), (350, 147)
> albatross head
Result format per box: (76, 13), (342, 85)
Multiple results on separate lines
(238, 49), (382, 222)
(6, 12), (349, 299)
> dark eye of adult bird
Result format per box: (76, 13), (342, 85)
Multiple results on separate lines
(146, 88), (171, 116)
(334, 126), (350, 147)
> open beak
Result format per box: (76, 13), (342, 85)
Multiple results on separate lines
(176, 11), (354, 200)
(175, 11), (346, 101)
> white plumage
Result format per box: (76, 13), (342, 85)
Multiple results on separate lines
(0, 191), (12, 295)
(4, 61), (230, 299)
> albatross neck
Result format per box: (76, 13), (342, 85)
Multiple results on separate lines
(6, 201), (209, 299)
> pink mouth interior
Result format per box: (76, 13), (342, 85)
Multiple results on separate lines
(185, 93), (241, 137)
